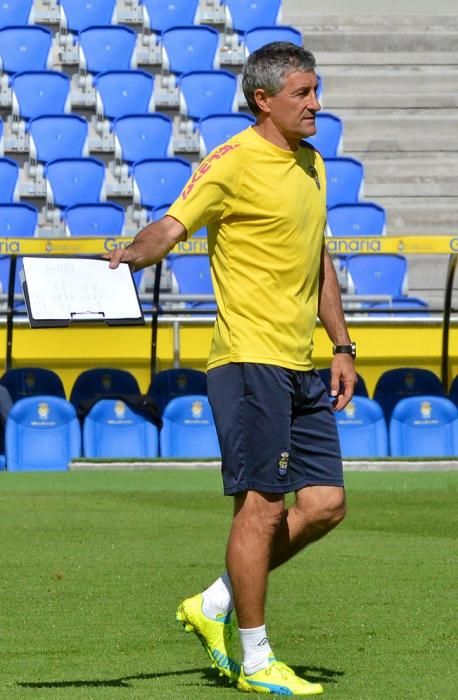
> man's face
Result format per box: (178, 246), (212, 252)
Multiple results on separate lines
(261, 70), (321, 142)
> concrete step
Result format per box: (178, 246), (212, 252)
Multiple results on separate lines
(315, 51), (458, 66)
(302, 31), (458, 53)
(284, 13), (458, 32)
(369, 198), (458, 234)
(356, 155), (458, 197)
(332, 110), (458, 152)
(324, 93), (458, 109)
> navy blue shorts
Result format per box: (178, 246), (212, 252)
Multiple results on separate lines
(207, 363), (343, 496)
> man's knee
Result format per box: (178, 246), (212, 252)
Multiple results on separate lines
(295, 485), (346, 533)
(234, 490), (285, 536)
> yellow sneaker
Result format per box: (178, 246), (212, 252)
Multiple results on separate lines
(237, 659), (323, 696)
(176, 592), (240, 682)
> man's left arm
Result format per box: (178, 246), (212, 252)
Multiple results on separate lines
(318, 246), (357, 410)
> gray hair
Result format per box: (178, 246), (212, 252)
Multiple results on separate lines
(242, 42), (316, 115)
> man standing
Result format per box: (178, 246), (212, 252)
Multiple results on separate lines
(109, 42), (356, 696)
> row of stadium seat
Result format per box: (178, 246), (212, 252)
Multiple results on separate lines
(2, 364), (458, 422)
(1, 0), (283, 37)
(2, 393), (220, 470)
(3, 389), (458, 471)
(0, 21), (302, 73)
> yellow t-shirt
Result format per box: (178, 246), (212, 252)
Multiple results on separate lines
(167, 126), (327, 371)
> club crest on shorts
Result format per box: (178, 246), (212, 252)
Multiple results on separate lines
(308, 166), (321, 190)
(277, 450), (290, 478)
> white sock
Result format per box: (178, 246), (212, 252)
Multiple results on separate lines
(202, 571), (233, 620)
(239, 624), (273, 675)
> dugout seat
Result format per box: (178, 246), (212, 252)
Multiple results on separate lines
(449, 376), (458, 408)
(167, 255), (216, 310)
(64, 202), (125, 237)
(304, 113), (343, 159)
(324, 157), (364, 208)
(160, 395), (220, 458)
(148, 368), (208, 414)
(131, 157), (191, 226)
(0, 202), (37, 237)
(335, 396), (388, 458)
(0, 367), (65, 403)
(317, 368), (369, 398)
(198, 112), (255, 157)
(224, 0), (282, 33)
(5, 395), (81, 471)
(244, 25), (302, 55)
(70, 368), (141, 413)
(373, 367), (444, 424)
(0, 0), (34, 28)
(389, 396), (458, 457)
(346, 254), (408, 297)
(83, 399), (159, 458)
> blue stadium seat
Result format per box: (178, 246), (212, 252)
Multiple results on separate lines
(324, 157), (364, 208)
(167, 254), (216, 310)
(305, 113), (343, 159)
(58, 0), (117, 33)
(79, 25), (137, 75)
(160, 394), (220, 457)
(368, 297), (429, 316)
(346, 254), (408, 296)
(113, 113), (173, 164)
(28, 114), (88, 164)
(335, 396), (388, 458)
(179, 70), (238, 121)
(199, 112), (255, 156)
(45, 157), (106, 212)
(148, 368), (207, 414)
(94, 70), (155, 121)
(70, 368), (141, 410)
(244, 25), (302, 54)
(0, 367), (65, 402)
(83, 398), (159, 458)
(389, 396), (458, 457)
(0, 158), (19, 202)
(317, 368), (369, 398)
(0, 26), (52, 75)
(0, 0), (34, 28)
(11, 71), (71, 122)
(327, 202), (386, 237)
(162, 25), (220, 75)
(373, 367), (444, 424)
(140, 0), (200, 33)
(64, 202), (125, 236)
(132, 157), (192, 216)
(5, 395), (81, 471)
(224, 0), (282, 33)
(0, 202), (37, 237)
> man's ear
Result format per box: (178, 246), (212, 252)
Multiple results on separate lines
(253, 87), (271, 115)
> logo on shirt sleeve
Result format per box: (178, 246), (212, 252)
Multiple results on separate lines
(181, 143), (240, 200)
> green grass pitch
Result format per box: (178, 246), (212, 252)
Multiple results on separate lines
(1, 469), (456, 699)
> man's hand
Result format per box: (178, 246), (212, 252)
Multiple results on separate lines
(328, 354), (357, 411)
(104, 216), (187, 271)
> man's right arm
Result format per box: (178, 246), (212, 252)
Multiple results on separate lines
(107, 215), (187, 271)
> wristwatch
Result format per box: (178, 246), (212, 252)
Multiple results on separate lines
(332, 342), (356, 359)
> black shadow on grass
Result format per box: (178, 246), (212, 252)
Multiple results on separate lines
(17, 668), (211, 689)
(291, 665), (345, 685)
